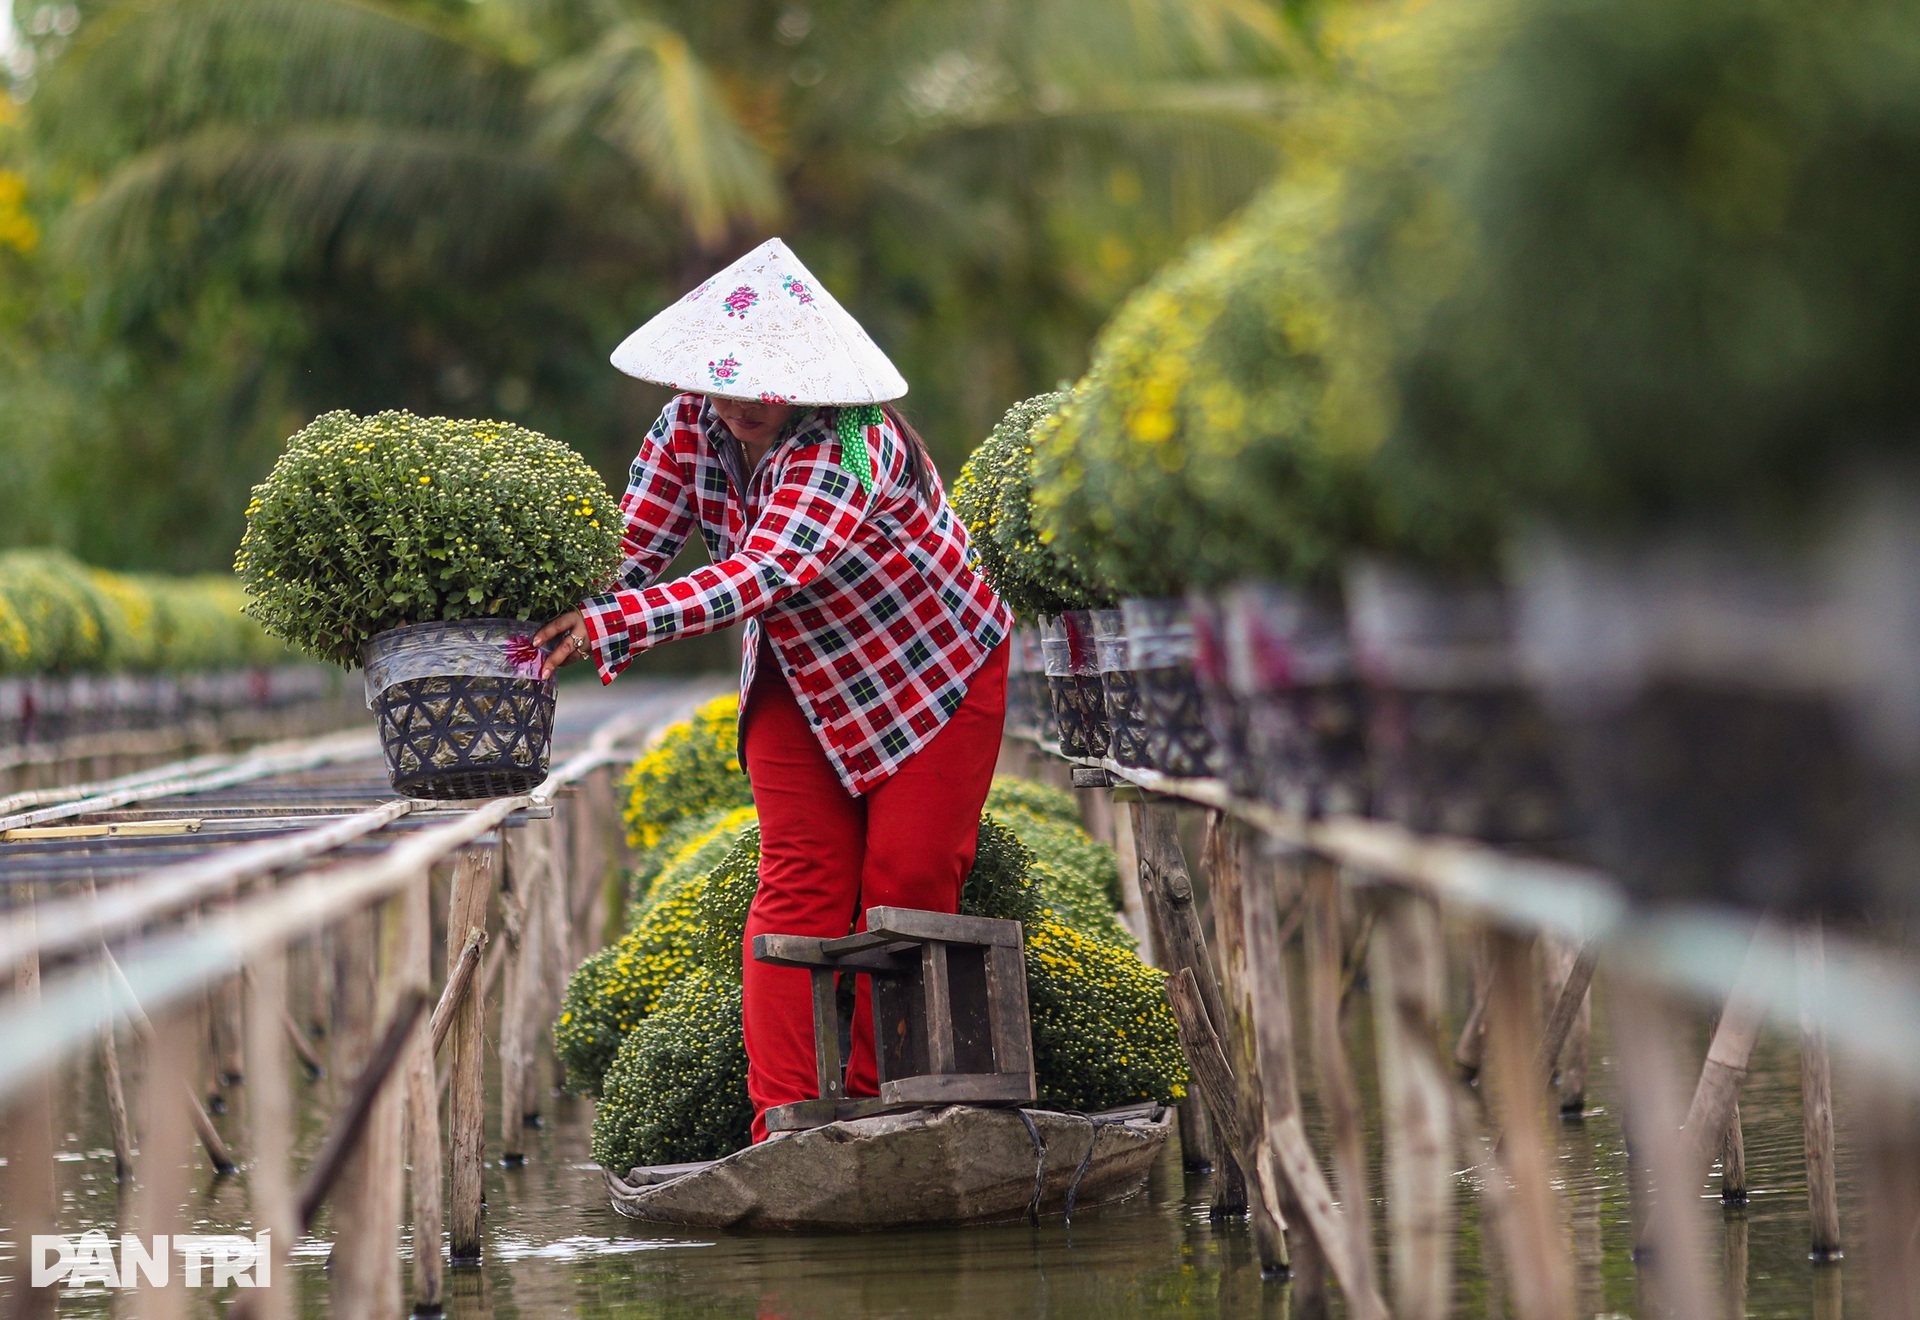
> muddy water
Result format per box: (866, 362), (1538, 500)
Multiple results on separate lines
(4, 970), (1879, 1319)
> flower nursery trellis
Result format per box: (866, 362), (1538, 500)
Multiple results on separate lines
(1004, 611), (1920, 1320)
(0, 679), (716, 1318)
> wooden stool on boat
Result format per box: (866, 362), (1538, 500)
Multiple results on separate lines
(751, 906), (1036, 1133)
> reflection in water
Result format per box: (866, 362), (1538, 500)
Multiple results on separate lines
(9, 980), (1889, 1317)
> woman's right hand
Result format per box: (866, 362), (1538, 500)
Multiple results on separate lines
(533, 610), (590, 680)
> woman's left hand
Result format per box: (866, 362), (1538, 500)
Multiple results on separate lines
(533, 610), (590, 679)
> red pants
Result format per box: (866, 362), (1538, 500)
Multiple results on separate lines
(740, 642), (1008, 1142)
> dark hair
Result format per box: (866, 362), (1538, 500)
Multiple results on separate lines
(880, 403), (937, 504)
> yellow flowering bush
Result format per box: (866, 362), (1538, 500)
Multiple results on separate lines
(593, 966), (752, 1170)
(0, 550), (285, 675)
(555, 807), (758, 1094)
(235, 410), (621, 665)
(619, 694), (751, 851)
(983, 775), (1081, 826)
(1025, 919), (1187, 1110)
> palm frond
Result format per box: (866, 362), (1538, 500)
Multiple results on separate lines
(533, 17), (781, 249)
(62, 124), (557, 296)
(39, 0), (527, 170)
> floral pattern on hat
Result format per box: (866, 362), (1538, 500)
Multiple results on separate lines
(782, 275), (815, 307)
(722, 285), (759, 318)
(708, 356), (742, 388)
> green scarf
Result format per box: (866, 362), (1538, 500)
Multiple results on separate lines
(835, 405), (883, 498)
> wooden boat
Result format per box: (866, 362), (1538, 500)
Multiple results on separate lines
(604, 1102), (1171, 1232)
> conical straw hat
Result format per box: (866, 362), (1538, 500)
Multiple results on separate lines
(610, 238), (908, 406)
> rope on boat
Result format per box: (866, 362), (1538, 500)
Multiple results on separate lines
(1016, 1108), (1047, 1226)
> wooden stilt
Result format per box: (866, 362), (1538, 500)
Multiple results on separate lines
(1721, 1100), (1747, 1205)
(1797, 923), (1842, 1264)
(1722, 1207), (1749, 1320)
(1538, 939), (1598, 1105)
(446, 844), (496, 1266)
(1177, 1094), (1217, 1172)
(1369, 890), (1453, 1320)
(243, 951), (298, 1320)
(1858, 1079), (1920, 1320)
(217, 973), (246, 1084)
(129, 1011), (197, 1320)
(1610, 982), (1717, 1317)
(1112, 796), (1153, 959)
(1204, 813), (1290, 1274)
(102, 949), (237, 1174)
(1132, 797), (1245, 1210)
(500, 823), (550, 1162)
(402, 870), (446, 1316)
(331, 897), (411, 1318)
(1678, 926), (1775, 1188)
(5, 903), (58, 1320)
(100, 1015), (135, 1183)
(1245, 843), (1329, 1310)
(1454, 934), (1490, 1081)
(1303, 857), (1380, 1313)
(1482, 929), (1574, 1320)
(537, 815), (572, 1115)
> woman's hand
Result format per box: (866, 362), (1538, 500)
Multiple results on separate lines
(533, 610), (590, 680)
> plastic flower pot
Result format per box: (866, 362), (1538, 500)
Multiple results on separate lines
(1122, 597), (1219, 780)
(1222, 583), (1369, 819)
(1042, 611), (1109, 759)
(362, 619), (559, 800)
(1023, 627), (1059, 744)
(1095, 609), (1151, 770)
(1347, 562), (1574, 844)
(1189, 595), (1255, 796)
(1512, 517), (1920, 916)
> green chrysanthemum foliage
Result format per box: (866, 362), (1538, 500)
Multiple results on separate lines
(688, 829), (766, 982)
(983, 775), (1081, 826)
(555, 808), (758, 1095)
(620, 694), (751, 852)
(1389, 0), (1920, 543)
(593, 967), (752, 1172)
(1025, 918), (1188, 1111)
(629, 808), (738, 908)
(235, 410), (621, 666)
(1002, 809), (1130, 934)
(0, 550), (287, 675)
(952, 393), (1113, 621)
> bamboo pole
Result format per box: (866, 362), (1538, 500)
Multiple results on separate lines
(1369, 890), (1453, 1320)
(1677, 931), (1773, 1191)
(1721, 1207), (1749, 1320)
(243, 951), (297, 1320)
(100, 1012), (134, 1183)
(537, 814), (572, 1113)
(1112, 796), (1154, 960)
(446, 844), (496, 1266)
(1797, 923), (1842, 1264)
(1482, 929), (1575, 1320)
(401, 869), (446, 1316)
(1538, 939), (1598, 1100)
(1857, 1080), (1920, 1320)
(1454, 935), (1490, 1081)
(102, 949), (238, 1174)
(1245, 844), (1329, 1312)
(1303, 856), (1379, 1312)
(1203, 813), (1289, 1274)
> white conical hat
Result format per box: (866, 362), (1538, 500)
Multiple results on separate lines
(609, 238), (908, 406)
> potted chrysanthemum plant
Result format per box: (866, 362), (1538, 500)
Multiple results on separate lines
(237, 410), (620, 799)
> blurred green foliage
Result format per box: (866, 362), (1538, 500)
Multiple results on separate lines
(0, 0), (1319, 574)
(0, 547), (287, 673)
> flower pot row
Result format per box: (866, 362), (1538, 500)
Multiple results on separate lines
(1006, 519), (1920, 923)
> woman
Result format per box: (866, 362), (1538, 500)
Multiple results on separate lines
(535, 238), (1012, 1143)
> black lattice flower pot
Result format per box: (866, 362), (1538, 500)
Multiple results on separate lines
(1043, 611), (1109, 759)
(1347, 562), (1574, 845)
(362, 619), (559, 800)
(1094, 609), (1151, 770)
(1122, 598), (1219, 780)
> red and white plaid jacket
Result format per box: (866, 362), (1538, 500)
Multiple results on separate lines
(580, 394), (1011, 795)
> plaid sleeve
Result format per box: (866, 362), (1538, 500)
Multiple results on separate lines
(582, 432), (871, 669)
(580, 403), (696, 683)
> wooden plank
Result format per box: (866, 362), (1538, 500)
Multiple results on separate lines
(499, 822), (549, 1163)
(922, 941), (956, 1075)
(812, 968), (845, 1100)
(845, 907), (1026, 949)
(1797, 923), (1842, 1263)
(985, 938), (1035, 1082)
(1370, 890), (1453, 1320)
(429, 928), (487, 1057)
(879, 1072), (1036, 1105)
(763, 1096), (902, 1132)
(445, 845), (495, 1266)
